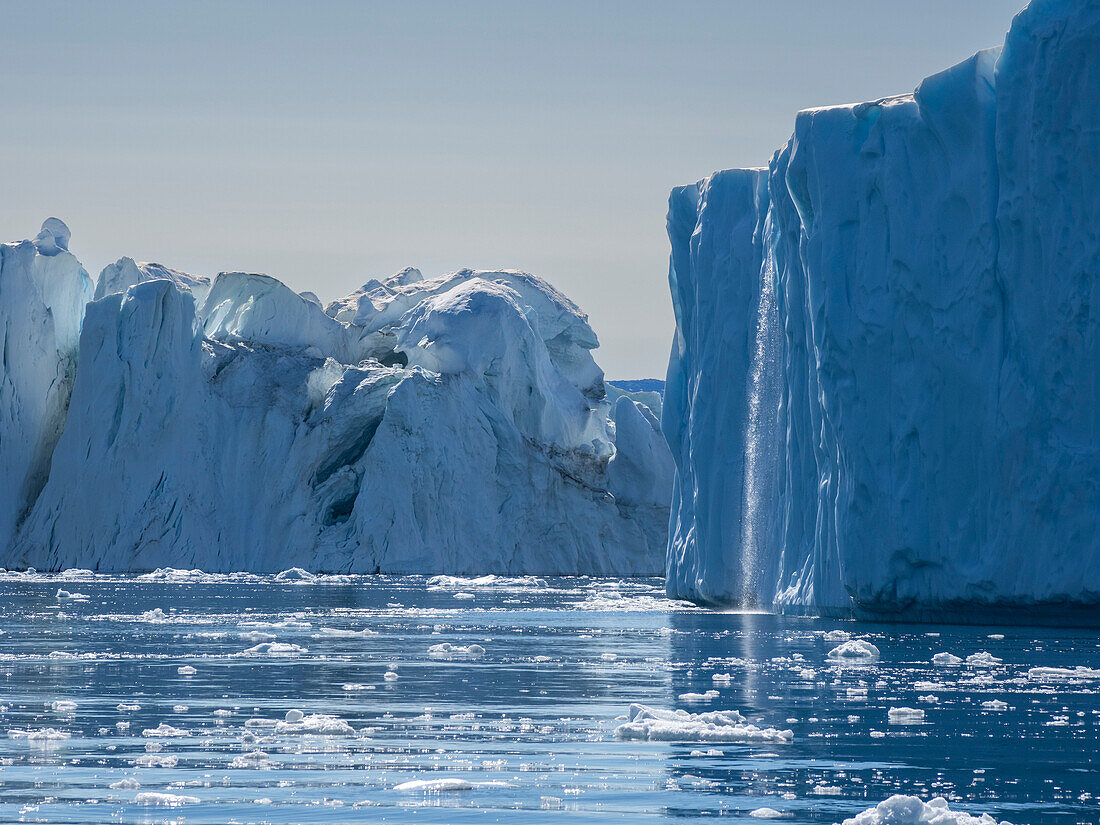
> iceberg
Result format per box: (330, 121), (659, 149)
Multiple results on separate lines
(664, 0), (1100, 620)
(1, 231), (672, 574)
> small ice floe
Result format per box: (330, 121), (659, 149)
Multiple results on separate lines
(9, 728), (70, 741)
(600, 653), (618, 662)
(749, 807), (785, 818)
(285, 710), (304, 723)
(541, 796), (564, 810)
(274, 713), (355, 735)
(342, 683), (371, 691)
(917, 695), (940, 704)
(177, 665), (197, 675)
(239, 631), (276, 643)
(798, 668), (817, 680)
(827, 640), (880, 663)
(678, 690), (720, 703)
(812, 785), (842, 795)
(427, 642), (485, 659)
(138, 608), (168, 622)
(316, 627), (378, 638)
(55, 589), (89, 601)
(689, 748), (723, 757)
(133, 792), (200, 806)
(238, 642), (307, 657)
(987, 634), (1005, 640)
(887, 707), (926, 724)
(932, 652), (964, 666)
(981, 700), (1009, 711)
(453, 592), (475, 600)
(238, 619), (312, 630)
(117, 703), (141, 712)
(965, 652), (1003, 667)
(172, 705), (188, 713)
(50, 700), (77, 713)
(824, 630), (851, 642)
(141, 723), (188, 737)
(132, 754), (179, 768)
(394, 778), (514, 792)
(230, 750), (271, 768)
(712, 673), (733, 683)
(1027, 666), (1100, 681)
(109, 778), (141, 790)
(839, 794), (1014, 825)
(274, 567), (317, 583)
(614, 704), (793, 743)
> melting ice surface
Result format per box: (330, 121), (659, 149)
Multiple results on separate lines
(0, 572), (1096, 824)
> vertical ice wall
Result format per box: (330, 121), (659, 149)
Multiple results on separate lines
(665, 0), (1100, 618)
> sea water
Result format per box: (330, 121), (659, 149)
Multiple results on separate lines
(0, 571), (1096, 824)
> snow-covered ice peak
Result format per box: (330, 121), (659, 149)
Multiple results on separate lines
(32, 218), (71, 256)
(330, 267), (605, 399)
(95, 257), (211, 304)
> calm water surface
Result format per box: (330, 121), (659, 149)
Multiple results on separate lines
(0, 571), (1096, 824)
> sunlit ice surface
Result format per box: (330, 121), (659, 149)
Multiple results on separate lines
(0, 571), (1096, 824)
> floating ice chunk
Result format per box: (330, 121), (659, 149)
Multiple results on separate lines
(749, 808), (785, 819)
(812, 785), (842, 795)
(824, 630), (850, 642)
(932, 652), (964, 666)
(285, 710), (304, 723)
(172, 705), (188, 713)
(133, 792), (200, 806)
(275, 567), (317, 583)
(239, 630), (277, 643)
(177, 665), (197, 675)
(142, 723), (188, 737)
(987, 634), (1005, 640)
(887, 707), (926, 724)
(394, 778), (515, 792)
(689, 748), (723, 757)
(274, 713), (355, 736)
(316, 627), (378, 638)
(230, 750), (271, 768)
(117, 703), (141, 712)
(965, 652), (1003, 667)
(678, 690), (720, 702)
(982, 700), (1008, 711)
(827, 640), (880, 663)
(109, 778), (141, 790)
(427, 642), (485, 659)
(55, 589), (88, 601)
(50, 700), (77, 713)
(614, 703), (792, 743)
(453, 592), (475, 600)
(238, 642), (307, 657)
(840, 795), (1014, 825)
(1027, 666), (1100, 681)
(132, 754), (179, 768)
(712, 673), (733, 683)
(9, 728), (70, 741)
(138, 608), (168, 622)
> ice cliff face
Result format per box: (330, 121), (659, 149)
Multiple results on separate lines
(0, 221), (93, 546)
(665, 0), (1100, 620)
(1, 227), (671, 574)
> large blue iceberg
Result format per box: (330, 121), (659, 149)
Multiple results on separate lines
(0, 224), (673, 574)
(665, 0), (1100, 620)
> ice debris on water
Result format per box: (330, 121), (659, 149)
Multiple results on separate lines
(933, 652), (964, 666)
(840, 795), (1014, 825)
(887, 707), (926, 724)
(614, 704), (793, 743)
(827, 640), (880, 663)
(427, 642), (485, 659)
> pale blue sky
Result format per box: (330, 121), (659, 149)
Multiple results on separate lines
(0, 1), (1024, 377)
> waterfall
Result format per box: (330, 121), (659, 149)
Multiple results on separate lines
(740, 243), (782, 607)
